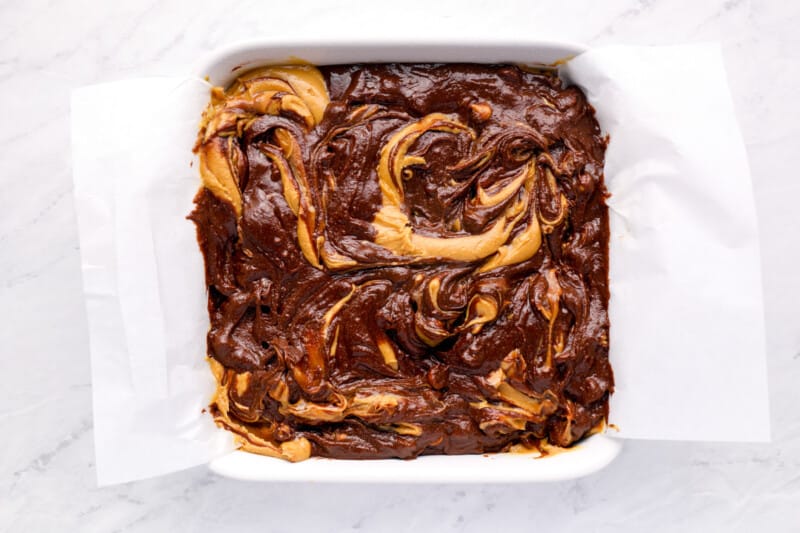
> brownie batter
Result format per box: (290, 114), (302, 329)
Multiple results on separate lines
(191, 64), (612, 461)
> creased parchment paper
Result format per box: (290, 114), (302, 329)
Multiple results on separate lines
(71, 44), (770, 486)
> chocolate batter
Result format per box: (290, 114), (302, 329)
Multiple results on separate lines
(191, 64), (612, 461)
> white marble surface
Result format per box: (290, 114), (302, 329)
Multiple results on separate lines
(1, 0), (799, 531)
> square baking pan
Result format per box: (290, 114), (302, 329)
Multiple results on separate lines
(196, 38), (622, 482)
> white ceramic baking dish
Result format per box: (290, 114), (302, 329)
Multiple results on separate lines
(197, 38), (621, 482)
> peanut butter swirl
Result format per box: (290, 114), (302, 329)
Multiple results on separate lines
(191, 64), (612, 460)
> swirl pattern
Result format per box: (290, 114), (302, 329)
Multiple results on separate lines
(192, 64), (612, 460)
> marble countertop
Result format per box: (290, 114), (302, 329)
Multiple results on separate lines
(2, 0), (799, 531)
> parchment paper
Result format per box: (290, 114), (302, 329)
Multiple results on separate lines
(71, 44), (770, 486)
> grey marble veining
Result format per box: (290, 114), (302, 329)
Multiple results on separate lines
(2, 0), (799, 531)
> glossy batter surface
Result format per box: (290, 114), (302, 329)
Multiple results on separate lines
(191, 64), (612, 460)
